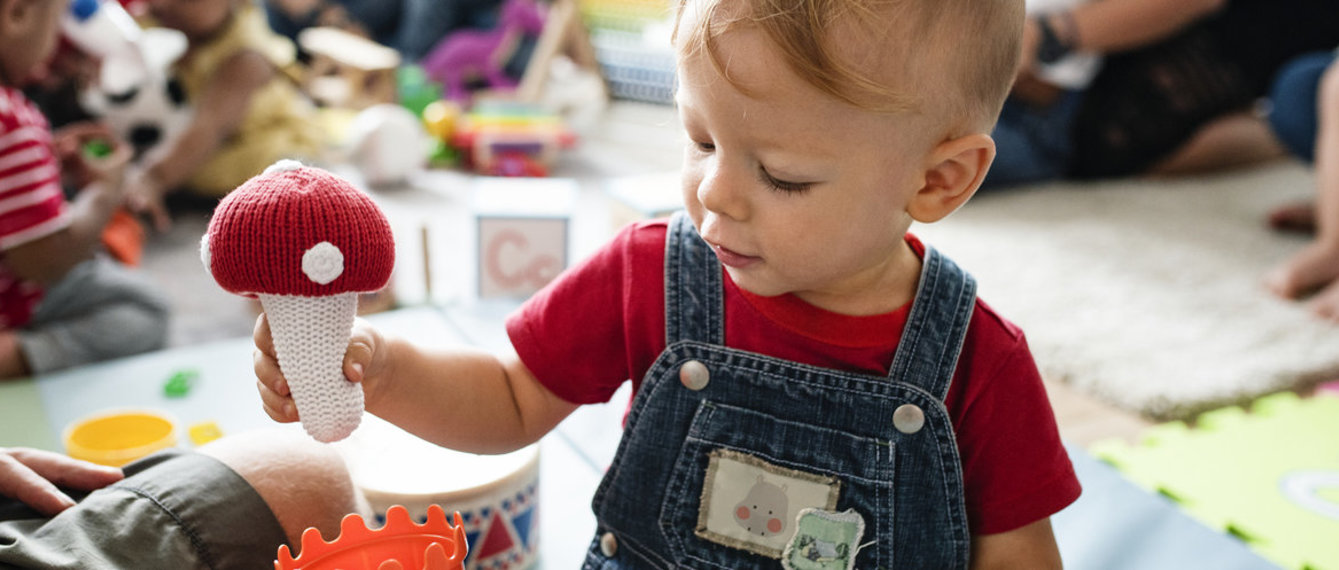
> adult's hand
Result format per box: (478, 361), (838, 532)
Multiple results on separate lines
(0, 448), (123, 517)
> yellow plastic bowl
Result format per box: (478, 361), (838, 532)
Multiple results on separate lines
(64, 410), (178, 467)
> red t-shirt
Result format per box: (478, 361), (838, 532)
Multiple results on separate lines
(507, 219), (1081, 535)
(0, 87), (65, 329)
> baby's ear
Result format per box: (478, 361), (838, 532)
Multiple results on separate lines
(906, 133), (995, 223)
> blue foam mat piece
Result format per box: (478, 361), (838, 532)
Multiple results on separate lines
(1055, 443), (1278, 569)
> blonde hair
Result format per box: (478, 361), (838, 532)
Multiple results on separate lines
(674, 0), (1024, 133)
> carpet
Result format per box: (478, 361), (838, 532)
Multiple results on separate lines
(915, 162), (1339, 421)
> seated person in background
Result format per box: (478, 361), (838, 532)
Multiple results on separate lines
(984, 0), (1103, 188)
(263, 0), (503, 62)
(127, 0), (323, 231)
(1, 0), (167, 379)
(987, 0), (1339, 188)
(1264, 50), (1339, 320)
(0, 431), (361, 568)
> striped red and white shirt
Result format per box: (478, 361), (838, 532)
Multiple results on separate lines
(0, 86), (65, 329)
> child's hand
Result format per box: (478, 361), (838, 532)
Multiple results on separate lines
(252, 313), (389, 423)
(52, 122), (132, 193)
(124, 168), (173, 233)
(0, 447), (123, 517)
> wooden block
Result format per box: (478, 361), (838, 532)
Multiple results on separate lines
(473, 178), (578, 299)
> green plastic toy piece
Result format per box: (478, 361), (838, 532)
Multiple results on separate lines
(164, 369), (199, 398)
(82, 139), (113, 160)
(1091, 392), (1339, 569)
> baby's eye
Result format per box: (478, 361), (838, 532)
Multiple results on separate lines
(758, 167), (814, 194)
(694, 141), (716, 152)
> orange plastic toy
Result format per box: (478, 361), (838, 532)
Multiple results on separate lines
(275, 505), (468, 570)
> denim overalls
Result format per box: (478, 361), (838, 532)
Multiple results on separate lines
(583, 213), (975, 569)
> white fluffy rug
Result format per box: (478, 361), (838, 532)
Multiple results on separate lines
(915, 162), (1339, 420)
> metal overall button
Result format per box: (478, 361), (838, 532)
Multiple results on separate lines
(600, 531), (619, 557)
(893, 403), (925, 434)
(679, 360), (710, 391)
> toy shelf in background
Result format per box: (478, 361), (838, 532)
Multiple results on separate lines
(1091, 391), (1339, 570)
(448, 102), (577, 177)
(578, 0), (676, 105)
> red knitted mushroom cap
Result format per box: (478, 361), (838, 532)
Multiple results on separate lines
(205, 161), (395, 297)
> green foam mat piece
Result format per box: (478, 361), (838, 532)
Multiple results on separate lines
(1092, 392), (1339, 570)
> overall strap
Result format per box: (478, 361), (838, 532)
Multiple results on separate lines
(664, 212), (724, 346)
(887, 245), (978, 401)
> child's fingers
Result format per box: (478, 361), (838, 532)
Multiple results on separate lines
(253, 313), (276, 358)
(256, 379), (299, 423)
(252, 347), (289, 397)
(147, 200), (172, 233)
(343, 338), (373, 385)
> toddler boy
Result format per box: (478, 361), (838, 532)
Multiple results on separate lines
(256, 0), (1081, 567)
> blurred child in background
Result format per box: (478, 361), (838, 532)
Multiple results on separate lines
(1, 0), (167, 379)
(127, 0), (322, 231)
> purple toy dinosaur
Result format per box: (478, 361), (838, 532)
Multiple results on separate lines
(420, 0), (549, 103)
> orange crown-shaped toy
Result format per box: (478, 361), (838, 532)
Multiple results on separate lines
(275, 505), (468, 570)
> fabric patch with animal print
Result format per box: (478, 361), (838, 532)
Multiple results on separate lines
(694, 448), (840, 558)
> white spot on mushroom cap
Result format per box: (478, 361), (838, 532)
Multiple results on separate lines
(302, 241), (344, 285)
(199, 232), (211, 272)
(263, 159), (305, 175)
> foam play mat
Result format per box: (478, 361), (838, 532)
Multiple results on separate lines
(1092, 392), (1339, 569)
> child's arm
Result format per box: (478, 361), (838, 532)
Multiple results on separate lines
(970, 518), (1064, 569)
(127, 50), (274, 231)
(253, 315), (581, 454)
(3, 125), (130, 285)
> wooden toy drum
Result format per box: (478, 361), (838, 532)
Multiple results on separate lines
(337, 415), (540, 570)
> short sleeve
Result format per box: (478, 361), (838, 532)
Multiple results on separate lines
(506, 220), (668, 405)
(951, 325), (1081, 534)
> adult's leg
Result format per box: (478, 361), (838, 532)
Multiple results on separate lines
(1147, 111), (1286, 176)
(981, 93), (1081, 190)
(1264, 51), (1336, 233)
(17, 257), (169, 374)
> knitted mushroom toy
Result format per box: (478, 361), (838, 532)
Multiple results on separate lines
(202, 160), (395, 442)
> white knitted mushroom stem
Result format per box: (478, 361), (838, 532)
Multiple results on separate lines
(260, 292), (363, 442)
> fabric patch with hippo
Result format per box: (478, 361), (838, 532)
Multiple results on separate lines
(694, 449), (841, 558)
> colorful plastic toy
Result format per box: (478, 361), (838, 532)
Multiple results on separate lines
(187, 420), (223, 446)
(419, 0), (548, 103)
(1092, 392), (1339, 569)
(82, 139), (114, 159)
(63, 409), (177, 467)
(450, 102), (576, 177)
(276, 505), (468, 570)
(202, 160), (396, 442)
(163, 368), (198, 397)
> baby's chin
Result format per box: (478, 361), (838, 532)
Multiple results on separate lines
(723, 267), (791, 299)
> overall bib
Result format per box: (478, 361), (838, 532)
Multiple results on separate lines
(584, 213), (975, 569)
